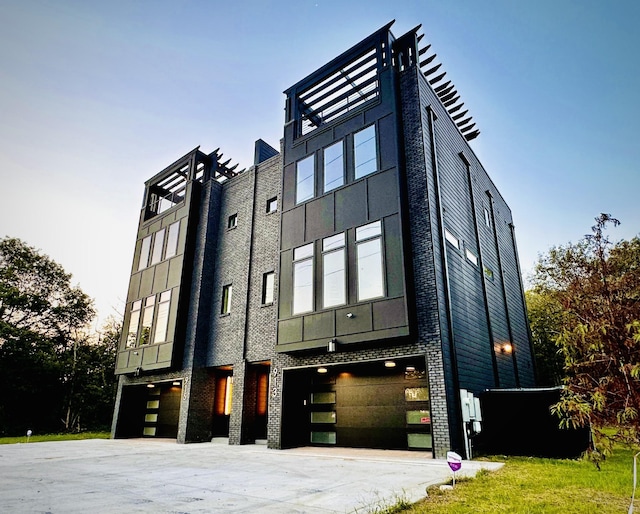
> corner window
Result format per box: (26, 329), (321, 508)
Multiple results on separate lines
(293, 243), (314, 314)
(164, 221), (180, 259)
(356, 221), (384, 301)
(153, 290), (171, 344)
(228, 214), (238, 229)
(354, 125), (377, 179)
(221, 284), (233, 314)
(267, 197), (278, 213)
(323, 141), (344, 193)
(444, 229), (460, 249)
(262, 272), (275, 305)
(322, 233), (346, 308)
(296, 155), (315, 204)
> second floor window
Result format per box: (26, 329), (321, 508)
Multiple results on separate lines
(356, 220), (384, 300)
(292, 243), (314, 314)
(262, 272), (275, 305)
(221, 284), (233, 314)
(322, 233), (346, 308)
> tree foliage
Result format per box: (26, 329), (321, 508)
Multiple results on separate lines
(530, 214), (640, 454)
(0, 237), (117, 435)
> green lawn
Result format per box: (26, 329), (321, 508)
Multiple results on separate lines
(0, 432), (111, 444)
(402, 446), (638, 514)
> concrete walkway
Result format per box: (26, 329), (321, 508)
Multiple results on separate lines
(0, 438), (502, 513)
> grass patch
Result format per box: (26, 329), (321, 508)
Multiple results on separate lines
(0, 432), (111, 445)
(403, 446), (638, 514)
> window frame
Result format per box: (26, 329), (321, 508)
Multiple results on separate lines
(266, 196), (278, 214)
(292, 243), (314, 314)
(221, 284), (233, 315)
(355, 220), (385, 301)
(323, 140), (344, 193)
(354, 125), (378, 179)
(227, 213), (238, 230)
(295, 155), (315, 204)
(322, 232), (346, 308)
(262, 271), (275, 305)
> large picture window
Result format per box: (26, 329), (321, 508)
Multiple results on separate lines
(354, 125), (377, 179)
(293, 243), (314, 314)
(296, 155), (315, 204)
(125, 290), (173, 348)
(322, 233), (346, 308)
(323, 141), (344, 193)
(356, 220), (384, 300)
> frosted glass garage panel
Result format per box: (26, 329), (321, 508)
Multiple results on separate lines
(311, 392), (336, 404)
(311, 411), (336, 423)
(311, 431), (336, 444)
(407, 433), (432, 448)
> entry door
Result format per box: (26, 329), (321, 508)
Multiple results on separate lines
(212, 374), (233, 437)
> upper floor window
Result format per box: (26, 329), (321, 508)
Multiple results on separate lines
(262, 271), (275, 305)
(165, 221), (180, 259)
(267, 197), (278, 214)
(221, 284), (233, 315)
(356, 220), (384, 300)
(465, 248), (478, 266)
(322, 233), (346, 308)
(444, 229), (460, 249)
(296, 155), (315, 204)
(150, 228), (165, 265)
(354, 125), (378, 179)
(323, 141), (344, 193)
(483, 207), (491, 228)
(125, 290), (173, 348)
(138, 236), (152, 271)
(228, 214), (238, 229)
(292, 243), (314, 314)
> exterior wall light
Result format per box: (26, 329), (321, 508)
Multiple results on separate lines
(147, 383), (155, 388)
(346, 312), (354, 318)
(172, 381), (181, 387)
(317, 367), (328, 374)
(384, 361), (396, 368)
(502, 343), (513, 354)
(405, 366), (416, 372)
(327, 339), (337, 352)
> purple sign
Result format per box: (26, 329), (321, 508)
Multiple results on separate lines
(446, 451), (462, 472)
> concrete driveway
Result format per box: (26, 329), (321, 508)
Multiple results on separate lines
(0, 438), (501, 513)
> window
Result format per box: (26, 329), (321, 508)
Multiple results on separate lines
(354, 125), (377, 179)
(266, 196), (278, 213)
(153, 290), (171, 344)
(465, 249), (478, 266)
(139, 295), (155, 345)
(150, 228), (165, 265)
(165, 221), (180, 259)
(323, 141), (344, 192)
(228, 214), (238, 229)
(126, 300), (142, 347)
(138, 236), (152, 271)
(322, 233), (346, 308)
(296, 155), (315, 204)
(292, 243), (314, 314)
(484, 266), (494, 280)
(484, 207), (491, 228)
(444, 229), (460, 249)
(262, 272), (275, 305)
(221, 284), (233, 314)
(356, 220), (384, 300)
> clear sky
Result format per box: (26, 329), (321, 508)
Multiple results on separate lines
(1, 0), (638, 327)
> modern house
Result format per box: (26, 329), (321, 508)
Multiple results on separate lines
(111, 21), (536, 459)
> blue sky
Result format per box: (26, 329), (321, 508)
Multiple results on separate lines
(1, 0), (638, 326)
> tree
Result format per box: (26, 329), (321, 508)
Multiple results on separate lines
(525, 289), (566, 386)
(531, 214), (640, 457)
(0, 237), (96, 434)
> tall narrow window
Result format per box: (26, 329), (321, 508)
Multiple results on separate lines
(126, 300), (142, 347)
(296, 155), (315, 204)
(322, 232), (346, 308)
(293, 243), (314, 314)
(266, 196), (278, 213)
(138, 236), (152, 271)
(262, 272), (275, 305)
(228, 214), (238, 229)
(354, 125), (377, 179)
(221, 284), (233, 314)
(356, 220), (384, 300)
(153, 290), (171, 344)
(483, 207), (491, 228)
(164, 221), (180, 259)
(444, 229), (460, 249)
(323, 141), (344, 192)
(150, 228), (165, 265)
(140, 295), (155, 345)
